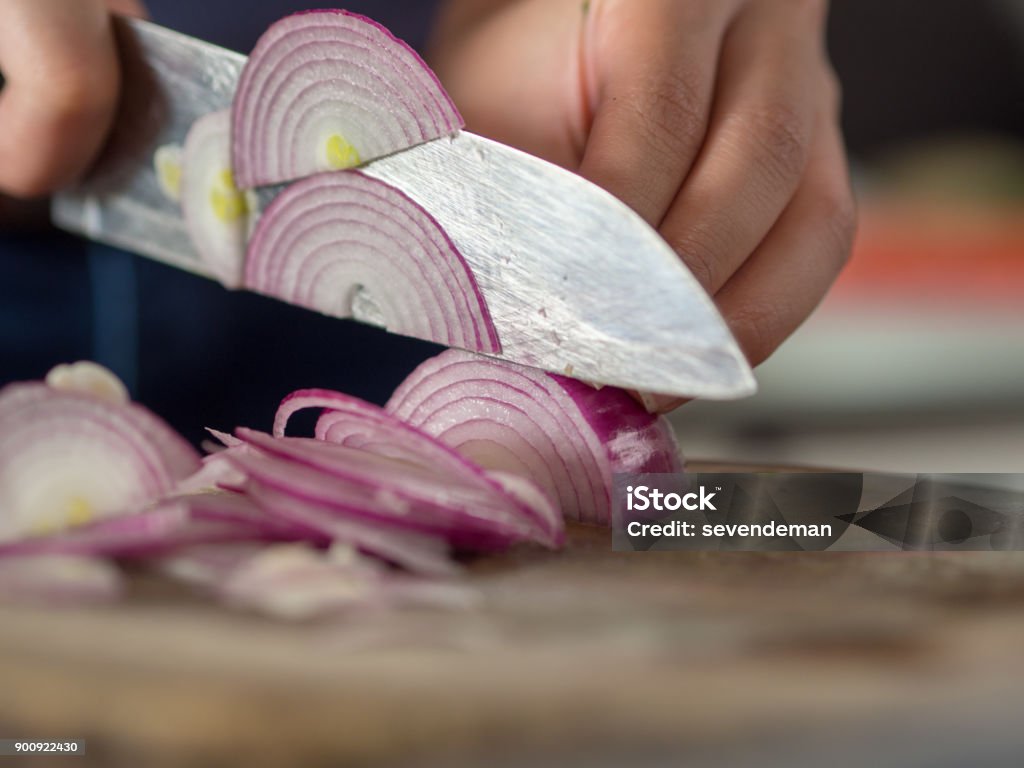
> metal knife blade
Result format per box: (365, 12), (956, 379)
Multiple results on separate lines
(53, 17), (756, 400)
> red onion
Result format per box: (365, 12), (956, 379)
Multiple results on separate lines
(232, 10), (463, 188)
(240, 482), (457, 576)
(2, 349), (649, 614)
(181, 544), (475, 622)
(184, 444), (460, 573)
(244, 171), (499, 354)
(0, 372), (201, 542)
(181, 110), (254, 288)
(227, 427), (558, 551)
(386, 350), (683, 525)
(0, 494), (317, 560)
(275, 389), (561, 545)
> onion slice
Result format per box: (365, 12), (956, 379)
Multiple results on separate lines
(0, 375), (201, 542)
(386, 350), (683, 525)
(227, 430), (557, 550)
(217, 543), (476, 620)
(274, 389), (561, 544)
(45, 361), (129, 404)
(231, 10), (462, 188)
(181, 110), (255, 288)
(241, 482), (458, 576)
(244, 171), (499, 354)
(0, 495), (312, 559)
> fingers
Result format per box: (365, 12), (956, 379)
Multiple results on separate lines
(107, 0), (148, 16)
(429, 0), (594, 170)
(658, 0), (828, 294)
(0, 0), (121, 198)
(577, 0), (741, 226)
(715, 107), (857, 367)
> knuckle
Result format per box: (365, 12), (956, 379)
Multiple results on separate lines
(632, 66), (707, 158)
(669, 221), (729, 291)
(728, 301), (784, 367)
(739, 101), (811, 185)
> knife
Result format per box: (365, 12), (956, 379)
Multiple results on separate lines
(52, 16), (756, 401)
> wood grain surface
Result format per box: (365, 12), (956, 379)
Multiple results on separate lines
(2, 466), (1024, 767)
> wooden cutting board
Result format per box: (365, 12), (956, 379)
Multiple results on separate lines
(3, 463), (1024, 767)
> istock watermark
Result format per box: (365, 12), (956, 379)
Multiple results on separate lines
(612, 472), (1024, 552)
(625, 484), (719, 513)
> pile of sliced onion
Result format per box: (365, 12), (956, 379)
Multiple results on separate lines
(0, 361), (561, 616)
(231, 10), (463, 188)
(0, 347), (683, 615)
(386, 350), (683, 525)
(180, 110), (256, 288)
(274, 390), (561, 544)
(244, 172), (500, 353)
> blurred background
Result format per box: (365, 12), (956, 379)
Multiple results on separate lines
(672, 0), (1024, 472)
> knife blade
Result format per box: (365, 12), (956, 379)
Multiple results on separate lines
(52, 17), (756, 400)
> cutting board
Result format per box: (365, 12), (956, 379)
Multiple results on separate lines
(3, 462), (1024, 767)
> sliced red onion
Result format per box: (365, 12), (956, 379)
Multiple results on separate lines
(156, 541), (269, 588)
(0, 495), (311, 559)
(175, 450), (247, 495)
(274, 389), (561, 544)
(244, 172), (499, 354)
(243, 482), (458, 576)
(181, 110), (255, 288)
(386, 351), (683, 525)
(227, 430), (554, 550)
(0, 377), (200, 542)
(0, 555), (123, 605)
(216, 543), (476, 620)
(183, 491), (326, 543)
(206, 428), (242, 448)
(231, 10), (463, 188)
(45, 361), (129, 404)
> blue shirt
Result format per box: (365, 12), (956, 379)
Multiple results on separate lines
(1, 1), (441, 444)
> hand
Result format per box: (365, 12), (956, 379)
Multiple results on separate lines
(0, 0), (145, 201)
(430, 0), (856, 373)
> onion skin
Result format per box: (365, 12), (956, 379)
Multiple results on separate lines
(386, 351), (683, 525)
(244, 171), (500, 354)
(232, 9), (463, 188)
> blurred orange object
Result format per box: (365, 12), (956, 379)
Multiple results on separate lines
(831, 203), (1024, 309)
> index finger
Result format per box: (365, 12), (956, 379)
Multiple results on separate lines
(578, 0), (741, 226)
